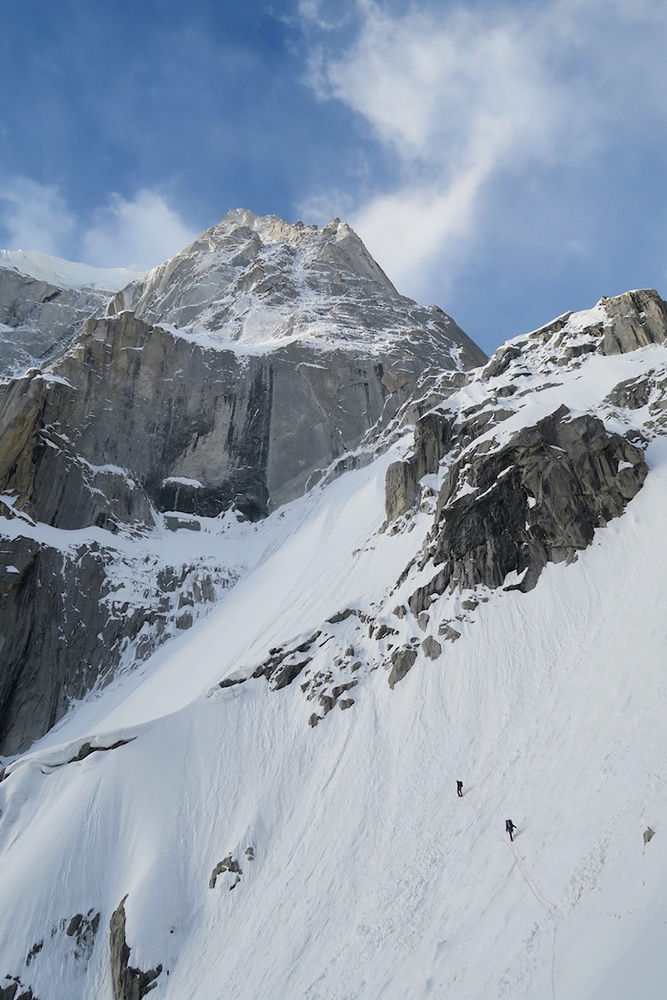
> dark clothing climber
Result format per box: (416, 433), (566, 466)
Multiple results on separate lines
(456, 781), (463, 798)
(505, 819), (516, 842)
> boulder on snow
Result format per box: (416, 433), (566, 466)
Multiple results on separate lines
(421, 636), (442, 660)
(388, 647), (418, 689)
(209, 855), (243, 890)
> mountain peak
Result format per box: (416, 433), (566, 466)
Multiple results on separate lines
(106, 208), (482, 359)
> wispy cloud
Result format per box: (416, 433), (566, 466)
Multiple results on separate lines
(82, 190), (197, 270)
(0, 180), (196, 269)
(303, 0), (667, 299)
(0, 177), (76, 257)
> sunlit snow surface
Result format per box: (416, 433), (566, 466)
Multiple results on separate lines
(2, 346), (667, 998)
(0, 249), (145, 292)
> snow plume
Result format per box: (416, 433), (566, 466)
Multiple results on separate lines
(0, 180), (196, 271)
(303, 0), (667, 298)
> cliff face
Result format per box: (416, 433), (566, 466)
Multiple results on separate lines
(0, 212), (484, 754)
(385, 290), (666, 624)
(0, 251), (142, 380)
(0, 212), (484, 529)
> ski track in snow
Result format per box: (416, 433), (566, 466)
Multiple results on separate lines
(1, 347), (667, 997)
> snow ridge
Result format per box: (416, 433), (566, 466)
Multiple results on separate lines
(0, 249), (145, 292)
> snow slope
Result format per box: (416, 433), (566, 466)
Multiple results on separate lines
(0, 250), (145, 292)
(1, 340), (667, 999)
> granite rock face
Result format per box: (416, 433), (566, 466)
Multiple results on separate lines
(0, 531), (236, 755)
(0, 215), (484, 530)
(108, 209), (485, 366)
(594, 290), (667, 355)
(516, 288), (667, 366)
(409, 406), (647, 612)
(0, 313), (451, 526)
(383, 290), (663, 614)
(0, 212), (486, 754)
(0, 254), (138, 380)
(385, 410), (454, 520)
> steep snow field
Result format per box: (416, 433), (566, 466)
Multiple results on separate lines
(2, 346), (667, 998)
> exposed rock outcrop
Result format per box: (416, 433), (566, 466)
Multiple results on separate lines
(421, 636), (442, 660)
(0, 267), (108, 381)
(388, 647), (418, 689)
(209, 855), (243, 890)
(0, 307), (479, 529)
(409, 407), (647, 612)
(382, 291), (663, 621)
(65, 910), (101, 957)
(0, 532), (235, 754)
(519, 289), (667, 368)
(0, 976), (36, 1000)
(598, 290), (667, 355)
(385, 410), (454, 520)
(110, 896), (162, 1000)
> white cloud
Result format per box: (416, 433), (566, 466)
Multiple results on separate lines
(304, 0), (667, 298)
(350, 171), (488, 297)
(82, 190), (197, 270)
(0, 177), (75, 257)
(0, 180), (196, 270)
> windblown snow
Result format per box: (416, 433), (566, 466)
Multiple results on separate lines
(1, 327), (667, 999)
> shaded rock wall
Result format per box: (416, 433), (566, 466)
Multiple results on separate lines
(409, 406), (647, 612)
(0, 312), (459, 527)
(385, 410), (454, 519)
(0, 267), (109, 379)
(0, 532), (235, 755)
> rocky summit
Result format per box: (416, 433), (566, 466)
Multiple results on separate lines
(1, 217), (667, 1000)
(0, 212), (482, 755)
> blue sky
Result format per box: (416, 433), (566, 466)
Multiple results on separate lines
(2, 0), (667, 354)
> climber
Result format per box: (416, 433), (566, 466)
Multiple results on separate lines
(505, 819), (517, 842)
(456, 780), (463, 798)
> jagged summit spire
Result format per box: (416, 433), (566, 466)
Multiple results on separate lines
(187, 207), (393, 290)
(106, 207), (484, 363)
